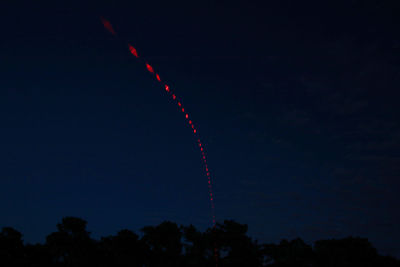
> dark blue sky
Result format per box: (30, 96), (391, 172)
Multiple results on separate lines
(1, 0), (400, 257)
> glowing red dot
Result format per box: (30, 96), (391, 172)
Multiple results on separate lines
(165, 85), (170, 92)
(194, 129), (197, 133)
(189, 120), (192, 124)
(201, 148), (203, 151)
(178, 102), (181, 107)
(156, 74), (161, 81)
(182, 108), (185, 112)
(101, 17), (116, 35)
(185, 114), (189, 119)
(146, 63), (154, 73)
(128, 44), (139, 57)
(172, 94), (176, 100)
(192, 125), (195, 129)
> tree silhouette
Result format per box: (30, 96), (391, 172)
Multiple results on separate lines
(46, 217), (94, 267)
(262, 238), (313, 267)
(182, 224), (211, 266)
(0, 217), (399, 267)
(141, 221), (183, 267)
(314, 237), (379, 267)
(0, 227), (24, 266)
(98, 229), (146, 267)
(212, 220), (263, 267)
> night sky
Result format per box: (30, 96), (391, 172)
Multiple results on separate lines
(1, 0), (400, 258)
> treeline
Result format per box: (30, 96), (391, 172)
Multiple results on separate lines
(0, 217), (399, 267)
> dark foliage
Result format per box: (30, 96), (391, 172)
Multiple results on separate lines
(0, 217), (398, 267)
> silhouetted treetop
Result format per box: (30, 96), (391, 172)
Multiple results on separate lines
(0, 217), (398, 267)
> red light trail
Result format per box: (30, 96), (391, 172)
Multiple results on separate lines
(100, 17), (218, 265)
